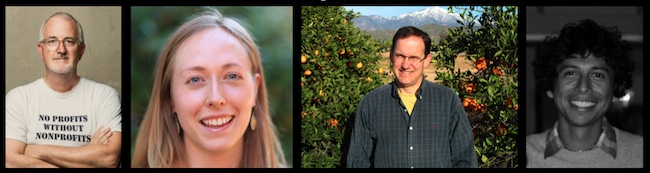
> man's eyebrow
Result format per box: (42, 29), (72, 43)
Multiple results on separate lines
(394, 52), (421, 58)
(557, 64), (611, 73)
(557, 64), (577, 71)
(591, 66), (611, 73)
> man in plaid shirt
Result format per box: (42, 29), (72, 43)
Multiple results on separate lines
(347, 26), (477, 168)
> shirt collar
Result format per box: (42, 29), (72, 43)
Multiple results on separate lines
(390, 78), (425, 100)
(543, 118), (617, 159)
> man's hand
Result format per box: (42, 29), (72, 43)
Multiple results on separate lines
(22, 126), (121, 168)
(89, 126), (112, 145)
(23, 126), (110, 159)
(5, 139), (60, 168)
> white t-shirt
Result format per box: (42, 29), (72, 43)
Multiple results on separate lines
(5, 77), (122, 147)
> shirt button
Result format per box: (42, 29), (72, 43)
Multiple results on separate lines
(409, 126), (413, 130)
(404, 109), (407, 112)
(410, 146), (413, 150)
(411, 167), (414, 169)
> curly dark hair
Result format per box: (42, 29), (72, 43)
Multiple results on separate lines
(533, 19), (634, 98)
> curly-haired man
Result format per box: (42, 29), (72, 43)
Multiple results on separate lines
(526, 19), (642, 168)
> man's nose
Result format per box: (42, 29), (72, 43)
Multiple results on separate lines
(56, 41), (67, 54)
(576, 75), (592, 94)
(400, 57), (410, 69)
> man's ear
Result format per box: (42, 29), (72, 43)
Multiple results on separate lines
(546, 90), (554, 99)
(423, 52), (433, 68)
(38, 43), (45, 61)
(78, 44), (86, 61)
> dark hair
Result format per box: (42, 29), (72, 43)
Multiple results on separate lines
(533, 19), (634, 97)
(390, 26), (432, 58)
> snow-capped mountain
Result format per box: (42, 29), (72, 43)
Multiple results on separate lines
(351, 6), (473, 31)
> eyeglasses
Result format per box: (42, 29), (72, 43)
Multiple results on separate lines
(393, 54), (425, 64)
(41, 38), (81, 50)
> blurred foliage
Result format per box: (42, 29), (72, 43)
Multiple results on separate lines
(434, 6), (519, 168)
(130, 6), (293, 166)
(300, 6), (387, 168)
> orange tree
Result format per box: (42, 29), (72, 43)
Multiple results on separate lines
(301, 6), (386, 168)
(433, 6), (518, 168)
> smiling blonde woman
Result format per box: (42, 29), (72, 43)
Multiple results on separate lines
(131, 7), (286, 168)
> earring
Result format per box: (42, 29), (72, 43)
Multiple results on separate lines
(250, 108), (257, 131)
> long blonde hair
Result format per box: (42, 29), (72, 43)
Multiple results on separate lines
(132, 7), (286, 168)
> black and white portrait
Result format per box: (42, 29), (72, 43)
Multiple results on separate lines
(525, 6), (643, 168)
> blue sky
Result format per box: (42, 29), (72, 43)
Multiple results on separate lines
(343, 6), (482, 18)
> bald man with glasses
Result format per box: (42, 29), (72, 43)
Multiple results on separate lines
(5, 12), (122, 168)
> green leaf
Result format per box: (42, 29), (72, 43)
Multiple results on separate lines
(481, 155), (488, 163)
(494, 50), (503, 58)
(489, 75), (498, 83)
(487, 86), (495, 97)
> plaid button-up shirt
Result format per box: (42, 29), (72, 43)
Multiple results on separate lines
(347, 79), (477, 168)
(543, 118), (617, 159)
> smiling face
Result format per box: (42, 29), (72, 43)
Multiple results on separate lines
(391, 35), (431, 91)
(170, 27), (260, 154)
(38, 15), (85, 75)
(547, 54), (614, 127)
